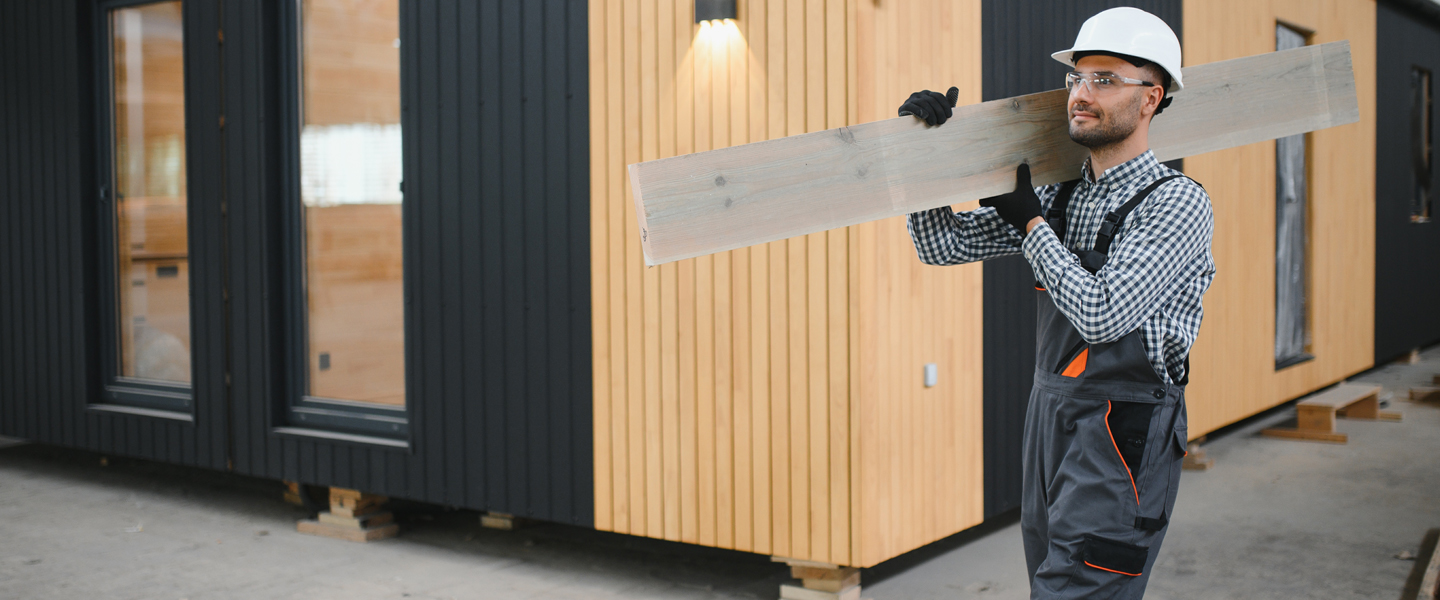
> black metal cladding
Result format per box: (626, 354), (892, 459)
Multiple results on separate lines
(0, 0), (229, 469)
(220, 0), (594, 525)
(1375, 1), (1440, 363)
(979, 0), (1182, 518)
(0, 0), (592, 527)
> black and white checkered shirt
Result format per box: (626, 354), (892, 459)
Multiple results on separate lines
(907, 150), (1216, 384)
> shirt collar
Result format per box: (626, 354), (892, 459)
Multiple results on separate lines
(1080, 150), (1161, 186)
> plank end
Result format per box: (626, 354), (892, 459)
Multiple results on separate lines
(628, 163), (658, 266)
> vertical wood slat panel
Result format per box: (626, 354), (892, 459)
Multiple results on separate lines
(591, 0), (859, 563)
(852, 0), (985, 568)
(1182, 0), (1377, 436)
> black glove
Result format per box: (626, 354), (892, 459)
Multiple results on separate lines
(980, 163), (1043, 237)
(898, 87), (958, 126)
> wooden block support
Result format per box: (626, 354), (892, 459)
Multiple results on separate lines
(1401, 349), (1423, 365)
(628, 42), (1359, 265)
(774, 557), (861, 600)
(1182, 441), (1214, 471)
(297, 487), (398, 543)
(1413, 387), (1440, 403)
(297, 519), (399, 542)
(1433, 374), (1439, 386)
(1262, 384), (1399, 444)
(480, 512), (519, 531)
(282, 481), (304, 506)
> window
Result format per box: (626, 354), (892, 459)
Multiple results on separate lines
(96, 0), (193, 410)
(283, 0), (407, 436)
(1275, 22), (1312, 369)
(1414, 66), (1433, 224)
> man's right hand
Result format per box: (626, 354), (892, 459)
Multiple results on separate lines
(898, 87), (959, 126)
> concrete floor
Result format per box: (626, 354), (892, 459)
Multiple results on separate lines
(2, 347), (1437, 600)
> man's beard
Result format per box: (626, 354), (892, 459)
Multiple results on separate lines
(1068, 92), (1142, 149)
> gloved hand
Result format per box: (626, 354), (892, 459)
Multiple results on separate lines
(980, 163), (1043, 237)
(897, 87), (958, 126)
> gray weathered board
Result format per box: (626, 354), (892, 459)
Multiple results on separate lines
(629, 41), (1359, 265)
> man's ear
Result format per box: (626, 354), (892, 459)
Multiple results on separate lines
(1145, 85), (1164, 118)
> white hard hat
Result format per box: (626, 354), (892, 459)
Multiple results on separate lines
(1051, 7), (1184, 91)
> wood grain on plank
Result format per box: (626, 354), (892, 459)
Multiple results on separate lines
(630, 42), (1360, 265)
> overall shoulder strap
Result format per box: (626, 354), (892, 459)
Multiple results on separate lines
(1092, 174), (1186, 256)
(1044, 179), (1082, 243)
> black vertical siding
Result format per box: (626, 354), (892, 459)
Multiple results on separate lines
(0, 0), (227, 469)
(979, 0), (1182, 518)
(1, 0), (591, 527)
(221, 0), (593, 525)
(1375, 1), (1440, 363)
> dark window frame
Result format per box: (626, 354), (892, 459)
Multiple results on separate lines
(90, 0), (195, 413)
(1274, 20), (1315, 371)
(274, 0), (411, 440)
(1413, 65), (1433, 224)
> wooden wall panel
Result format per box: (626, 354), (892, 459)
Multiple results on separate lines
(591, 0), (983, 568)
(853, 0), (985, 569)
(1183, 0), (1376, 436)
(590, 0), (861, 564)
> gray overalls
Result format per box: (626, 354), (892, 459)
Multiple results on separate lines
(1022, 175), (1190, 599)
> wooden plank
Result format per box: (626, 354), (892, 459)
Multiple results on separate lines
(1297, 383), (1381, 408)
(622, 0), (645, 537)
(603, 0), (628, 534)
(732, 245), (753, 552)
(588, 0), (612, 532)
(630, 41), (1361, 265)
(1260, 427), (1347, 443)
(1421, 531), (1440, 600)
(297, 519), (399, 542)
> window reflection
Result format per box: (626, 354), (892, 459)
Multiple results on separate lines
(300, 0), (404, 405)
(111, 1), (191, 384)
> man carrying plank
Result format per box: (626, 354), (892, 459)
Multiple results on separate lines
(901, 8), (1214, 599)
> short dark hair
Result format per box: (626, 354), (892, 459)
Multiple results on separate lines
(1072, 50), (1173, 114)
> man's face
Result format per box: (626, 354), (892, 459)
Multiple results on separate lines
(1066, 55), (1152, 150)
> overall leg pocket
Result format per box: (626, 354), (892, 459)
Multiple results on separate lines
(1105, 400), (1159, 505)
(1080, 533), (1148, 577)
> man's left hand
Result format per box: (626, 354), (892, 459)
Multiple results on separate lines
(980, 163), (1043, 238)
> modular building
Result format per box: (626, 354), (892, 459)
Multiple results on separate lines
(1, 0), (1436, 575)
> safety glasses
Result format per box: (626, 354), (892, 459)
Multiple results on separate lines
(1065, 71), (1156, 95)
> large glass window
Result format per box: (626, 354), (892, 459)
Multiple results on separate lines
(102, 0), (192, 406)
(295, 0), (405, 410)
(1275, 23), (1312, 369)
(1414, 66), (1433, 224)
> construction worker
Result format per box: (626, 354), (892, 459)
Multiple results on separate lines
(898, 7), (1215, 599)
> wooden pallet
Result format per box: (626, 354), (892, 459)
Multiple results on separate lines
(1411, 387), (1440, 403)
(1261, 384), (1400, 444)
(296, 487), (398, 542)
(774, 557), (861, 600)
(480, 511), (521, 531)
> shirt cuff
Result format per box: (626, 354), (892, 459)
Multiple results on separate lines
(1021, 222), (1071, 287)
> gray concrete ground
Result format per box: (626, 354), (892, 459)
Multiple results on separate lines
(2, 346), (1437, 600)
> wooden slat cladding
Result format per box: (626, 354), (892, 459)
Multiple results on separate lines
(589, 0), (854, 560)
(590, 0), (984, 567)
(851, 0), (985, 569)
(1182, 0), (1376, 435)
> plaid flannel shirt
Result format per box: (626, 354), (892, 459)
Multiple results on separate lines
(906, 150), (1216, 384)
